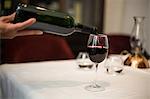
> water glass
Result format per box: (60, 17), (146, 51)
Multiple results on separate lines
(105, 55), (124, 76)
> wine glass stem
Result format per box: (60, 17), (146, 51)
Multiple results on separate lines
(93, 63), (99, 87)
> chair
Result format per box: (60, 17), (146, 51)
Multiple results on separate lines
(107, 34), (131, 54)
(1, 34), (75, 63)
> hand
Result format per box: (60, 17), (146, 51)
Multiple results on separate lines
(0, 13), (43, 39)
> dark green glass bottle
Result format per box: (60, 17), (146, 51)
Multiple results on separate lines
(14, 4), (97, 36)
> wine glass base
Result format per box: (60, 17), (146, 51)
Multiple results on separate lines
(84, 84), (105, 92)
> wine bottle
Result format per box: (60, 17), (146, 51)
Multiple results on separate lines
(14, 4), (98, 36)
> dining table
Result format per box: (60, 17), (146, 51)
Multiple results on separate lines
(0, 55), (150, 99)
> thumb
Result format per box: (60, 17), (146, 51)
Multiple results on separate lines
(16, 30), (43, 37)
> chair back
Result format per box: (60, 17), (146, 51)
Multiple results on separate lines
(107, 34), (131, 54)
(1, 34), (75, 63)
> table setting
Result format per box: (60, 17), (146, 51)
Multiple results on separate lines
(0, 32), (150, 99)
(0, 54), (150, 99)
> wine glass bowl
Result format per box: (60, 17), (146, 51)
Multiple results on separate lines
(85, 34), (109, 92)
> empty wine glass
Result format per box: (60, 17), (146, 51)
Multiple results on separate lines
(85, 33), (109, 92)
(76, 52), (94, 69)
(105, 55), (124, 76)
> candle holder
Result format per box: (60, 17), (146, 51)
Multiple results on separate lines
(124, 16), (149, 68)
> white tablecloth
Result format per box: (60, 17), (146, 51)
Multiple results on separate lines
(0, 59), (150, 99)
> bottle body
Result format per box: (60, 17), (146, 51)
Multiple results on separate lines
(14, 4), (97, 36)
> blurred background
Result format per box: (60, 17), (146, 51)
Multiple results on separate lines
(0, 0), (150, 62)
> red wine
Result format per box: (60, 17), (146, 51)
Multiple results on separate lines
(87, 46), (108, 63)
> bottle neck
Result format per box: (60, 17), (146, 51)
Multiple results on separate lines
(74, 23), (98, 34)
(132, 16), (145, 41)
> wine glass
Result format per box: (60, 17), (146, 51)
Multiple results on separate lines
(76, 52), (94, 69)
(85, 33), (109, 92)
(104, 55), (124, 76)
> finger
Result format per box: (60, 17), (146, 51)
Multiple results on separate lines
(7, 12), (16, 21)
(0, 21), (7, 29)
(16, 30), (43, 37)
(12, 18), (36, 31)
(0, 13), (16, 22)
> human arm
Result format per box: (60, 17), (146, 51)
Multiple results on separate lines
(0, 13), (43, 39)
